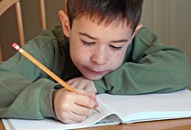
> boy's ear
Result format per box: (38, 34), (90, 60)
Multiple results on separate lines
(58, 10), (70, 37)
(131, 24), (143, 38)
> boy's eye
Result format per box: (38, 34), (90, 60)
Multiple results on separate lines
(82, 40), (95, 46)
(109, 45), (123, 50)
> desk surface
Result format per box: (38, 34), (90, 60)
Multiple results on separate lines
(1, 118), (191, 130)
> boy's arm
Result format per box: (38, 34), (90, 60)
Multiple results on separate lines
(0, 43), (56, 119)
(0, 73), (56, 119)
(94, 27), (191, 95)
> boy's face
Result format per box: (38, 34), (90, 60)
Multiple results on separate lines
(60, 12), (141, 80)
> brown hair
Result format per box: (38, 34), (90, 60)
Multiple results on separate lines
(65, 0), (143, 31)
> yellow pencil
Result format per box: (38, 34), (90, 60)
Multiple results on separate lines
(12, 43), (77, 93)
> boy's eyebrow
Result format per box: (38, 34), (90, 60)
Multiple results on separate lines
(79, 32), (129, 43)
(111, 39), (129, 43)
(79, 32), (97, 40)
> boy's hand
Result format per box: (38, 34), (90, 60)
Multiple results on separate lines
(67, 77), (97, 93)
(53, 89), (98, 124)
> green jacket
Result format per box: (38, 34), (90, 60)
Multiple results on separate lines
(0, 25), (191, 120)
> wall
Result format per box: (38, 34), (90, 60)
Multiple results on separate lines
(0, 0), (191, 64)
(141, 0), (191, 64)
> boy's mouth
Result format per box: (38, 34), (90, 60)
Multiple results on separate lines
(85, 67), (108, 75)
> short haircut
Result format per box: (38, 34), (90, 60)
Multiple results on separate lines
(65, 0), (143, 31)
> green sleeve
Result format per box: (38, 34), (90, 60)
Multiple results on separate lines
(94, 27), (191, 95)
(0, 38), (58, 119)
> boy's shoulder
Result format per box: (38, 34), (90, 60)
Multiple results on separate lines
(21, 25), (68, 67)
(25, 25), (67, 50)
(39, 25), (65, 45)
(21, 25), (69, 62)
(134, 27), (160, 46)
(136, 27), (157, 39)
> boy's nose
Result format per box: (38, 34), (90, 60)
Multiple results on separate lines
(90, 49), (107, 65)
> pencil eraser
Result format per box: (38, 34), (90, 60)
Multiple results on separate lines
(12, 43), (20, 50)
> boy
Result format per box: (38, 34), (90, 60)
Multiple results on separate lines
(0, 0), (191, 124)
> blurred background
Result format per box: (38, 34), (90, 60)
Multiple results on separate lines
(0, 0), (191, 64)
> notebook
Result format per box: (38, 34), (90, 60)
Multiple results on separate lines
(3, 89), (191, 130)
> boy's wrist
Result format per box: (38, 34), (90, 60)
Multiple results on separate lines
(39, 84), (56, 119)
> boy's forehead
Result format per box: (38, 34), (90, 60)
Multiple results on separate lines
(74, 14), (132, 29)
(73, 15), (133, 37)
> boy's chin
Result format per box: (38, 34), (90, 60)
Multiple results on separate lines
(84, 75), (103, 80)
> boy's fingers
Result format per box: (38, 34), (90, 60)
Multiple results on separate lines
(72, 103), (94, 116)
(59, 111), (87, 124)
(75, 89), (98, 108)
(88, 93), (99, 108)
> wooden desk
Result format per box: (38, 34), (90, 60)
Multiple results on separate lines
(0, 120), (5, 130)
(1, 118), (191, 130)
